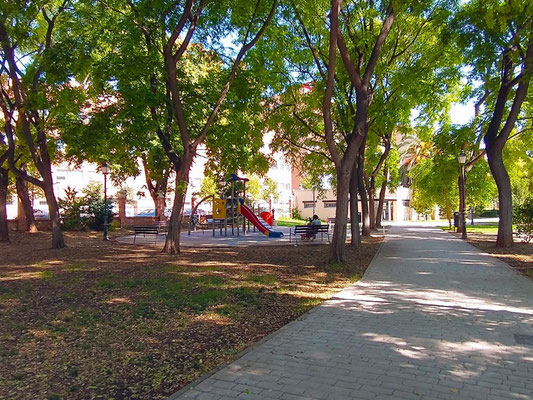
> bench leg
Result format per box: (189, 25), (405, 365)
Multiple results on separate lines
(133, 234), (137, 244)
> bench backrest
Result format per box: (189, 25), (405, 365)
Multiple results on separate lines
(293, 225), (328, 233)
(133, 226), (159, 233)
(327, 218), (353, 224)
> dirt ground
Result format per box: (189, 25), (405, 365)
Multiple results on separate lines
(0, 231), (381, 400)
(458, 232), (533, 278)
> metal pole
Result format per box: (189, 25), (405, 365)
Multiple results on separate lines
(312, 188), (316, 216)
(103, 173), (109, 241)
(243, 180), (246, 235)
(461, 164), (467, 239)
(231, 182), (234, 235)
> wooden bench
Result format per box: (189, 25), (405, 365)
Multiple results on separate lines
(154, 221), (168, 231)
(327, 217), (358, 224)
(133, 226), (163, 244)
(289, 225), (330, 243)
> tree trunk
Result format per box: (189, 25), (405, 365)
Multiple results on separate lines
(0, 167), (9, 242)
(163, 166), (191, 254)
(151, 193), (166, 221)
(375, 171), (387, 228)
(349, 162), (361, 248)
(16, 176), (37, 232)
(486, 146), (513, 247)
(367, 181), (376, 230)
(40, 166), (64, 248)
(330, 166), (351, 263)
(357, 157), (371, 236)
(43, 182), (65, 248)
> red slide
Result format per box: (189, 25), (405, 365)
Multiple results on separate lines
(239, 201), (283, 238)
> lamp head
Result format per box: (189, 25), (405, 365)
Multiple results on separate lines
(101, 161), (111, 175)
(458, 150), (467, 165)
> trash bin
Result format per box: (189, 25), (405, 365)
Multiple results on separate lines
(453, 212), (460, 232)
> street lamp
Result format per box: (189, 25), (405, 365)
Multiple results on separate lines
(458, 150), (467, 239)
(101, 161), (111, 241)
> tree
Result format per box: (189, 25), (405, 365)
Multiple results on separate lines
(375, 147), (400, 228)
(0, 1), (73, 248)
(79, 0), (278, 254)
(261, 176), (279, 202)
(266, 0), (460, 261)
(141, 147), (173, 221)
(455, 0), (533, 247)
(409, 124), (498, 227)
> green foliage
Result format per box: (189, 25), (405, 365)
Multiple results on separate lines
(504, 134), (533, 206)
(262, 177), (279, 201)
(58, 184), (114, 231)
(408, 123), (498, 223)
(246, 175), (262, 202)
(514, 199), (533, 243)
(291, 207), (303, 220)
(199, 176), (219, 199)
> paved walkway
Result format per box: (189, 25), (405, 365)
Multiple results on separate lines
(170, 226), (533, 400)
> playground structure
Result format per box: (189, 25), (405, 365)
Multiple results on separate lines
(208, 174), (283, 238)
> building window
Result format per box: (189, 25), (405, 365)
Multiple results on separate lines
(56, 176), (66, 180)
(303, 201), (315, 208)
(403, 200), (410, 207)
(39, 200), (47, 205)
(323, 201), (336, 208)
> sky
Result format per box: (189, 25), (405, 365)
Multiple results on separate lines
(450, 101), (475, 125)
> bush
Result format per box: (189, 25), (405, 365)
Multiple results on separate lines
(514, 199), (533, 243)
(479, 209), (499, 218)
(291, 206), (303, 220)
(59, 184), (114, 231)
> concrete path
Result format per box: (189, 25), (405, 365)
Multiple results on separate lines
(170, 226), (533, 400)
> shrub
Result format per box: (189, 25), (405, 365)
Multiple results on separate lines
(59, 184), (114, 231)
(291, 206), (303, 220)
(59, 187), (89, 231)
(480, 209), (499, 218)
(514, 199), (533, 243)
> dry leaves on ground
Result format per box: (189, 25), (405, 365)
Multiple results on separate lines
(0, 231), (381, 400)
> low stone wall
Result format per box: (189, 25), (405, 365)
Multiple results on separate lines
(119, 216), (162, 228)
(7, 219), (53, 231)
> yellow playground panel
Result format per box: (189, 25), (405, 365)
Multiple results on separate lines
(213, 198), (226, 219)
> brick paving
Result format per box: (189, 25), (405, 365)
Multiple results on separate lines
(170, 226), (533, 400)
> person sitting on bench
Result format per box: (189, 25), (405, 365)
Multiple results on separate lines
(309, 214), (321, 240)
(300, 215), (321, 241)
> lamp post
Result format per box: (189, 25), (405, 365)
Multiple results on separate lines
(458, 150), (467, 239)
(101, 162), (111, 241)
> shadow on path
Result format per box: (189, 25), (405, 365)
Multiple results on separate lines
(172, 225), (533, 400)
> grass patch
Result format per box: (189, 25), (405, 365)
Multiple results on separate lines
(298, 298), (322, 312)
(349, 273), (363, 282)
(214, 303), (243, 318)
(74, 307), (101, 327)
(190, 290), (228, 311)
(38, 270), (54, 279)
(94, 279), (116, 289)
(66, 263), (87, 272)
(440, 224), (516, 234)
(247, 274), (279, 285)
(276, 218), (307, 227)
